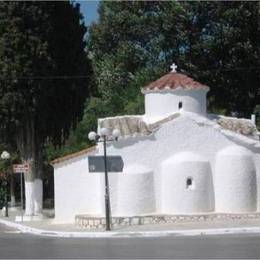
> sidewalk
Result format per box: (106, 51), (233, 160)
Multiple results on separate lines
(2, 208), (260, 238)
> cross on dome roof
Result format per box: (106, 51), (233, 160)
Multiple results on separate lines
(170, 63), (177, 73)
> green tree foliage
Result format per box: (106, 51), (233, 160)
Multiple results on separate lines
(46, 1), (260, 161)
(83, 1), (259, 127)
(1, 1), (259, 163)
(181, 2), (260, 116)
(0, 1), (92, 212)
(87, 2), (179, 117)
(0, 1), (91, 160)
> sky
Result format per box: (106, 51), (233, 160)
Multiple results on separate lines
(76, 1), (100, 26)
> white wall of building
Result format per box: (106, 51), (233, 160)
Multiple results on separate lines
(105, 113), (260, 211)
(144, 89), (208, 122)
(54, 113), (260, 222)
(106, 114), (232, 211)
(54, 155), (103, 223)
(214, 146), (257, 212)
(160, 152), (214, 213)
(109, 168), (155, 216)
(255, 153), (260, 210)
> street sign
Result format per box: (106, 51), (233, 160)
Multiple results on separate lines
(13, 164), (29, 173)
(88, 156), (124, 173)
(12, 164), (27, 222)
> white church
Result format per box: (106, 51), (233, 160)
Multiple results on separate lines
(52, 64), (260, 224)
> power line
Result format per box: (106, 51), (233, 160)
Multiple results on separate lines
(1, 66), (260, 81)
(0, 66), (259, 83)
(214, 66), (260, 72)
(3, 75), (90, 80)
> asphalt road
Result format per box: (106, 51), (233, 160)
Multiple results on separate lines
(1, 224), (260, 259)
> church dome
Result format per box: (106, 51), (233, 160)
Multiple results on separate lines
(142, 63), (209, 119)
(141, 64), (209, 94)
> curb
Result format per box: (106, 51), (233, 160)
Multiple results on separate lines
(1, 218), (260, 238)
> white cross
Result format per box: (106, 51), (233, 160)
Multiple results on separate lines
(170, 63), (177, 73)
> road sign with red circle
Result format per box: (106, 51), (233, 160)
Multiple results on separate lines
(13, 164), (29, 173)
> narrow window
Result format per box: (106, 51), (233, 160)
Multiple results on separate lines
(178, 102), (183, 109)
(186, 177), (194, 189)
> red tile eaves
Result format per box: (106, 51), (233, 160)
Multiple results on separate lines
(142, 72), (208, 92)
(50, 146), (96, 166)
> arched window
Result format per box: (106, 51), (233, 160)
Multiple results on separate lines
(178, 102), (183, 109)
(186, 177), (194, 189)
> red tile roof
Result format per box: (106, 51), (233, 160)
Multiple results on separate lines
(51, 146), (96, 166)
(142, 72), (209, 93)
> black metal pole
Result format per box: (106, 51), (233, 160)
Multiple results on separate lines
(20, 172), (23, 222)
(4, 178), (8, 217)
(103, 137), (111, 231)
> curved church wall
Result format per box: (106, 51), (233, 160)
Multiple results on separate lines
(160, 152), (214, 214)
(106, 114), (237, 213)
(145, 89), (207, 120)
(215, 146), (257, 213)
(109, 166), (155, 216)
(255, 154), (260, 210)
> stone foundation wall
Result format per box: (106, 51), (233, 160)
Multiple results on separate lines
(75, 213), (260, 229)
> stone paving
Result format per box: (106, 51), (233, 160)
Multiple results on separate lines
(3, 207), (260, 233)
(75, 212), (260, 230)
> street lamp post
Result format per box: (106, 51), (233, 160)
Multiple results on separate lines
(88, 127), (120, 231)
(1, 151), (10, 217)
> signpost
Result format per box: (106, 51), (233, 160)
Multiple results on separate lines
(12, 164), (29, 222)
(88, 156), (124, 173)
(13, 164), (29, 173)
(88, 155), (123, 230)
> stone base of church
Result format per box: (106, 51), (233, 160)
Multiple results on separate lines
(75, 212), (260, 230)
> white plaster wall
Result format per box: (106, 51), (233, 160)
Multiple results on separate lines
(34, 179), (43, 215)
(54, 112), (260, 222)
(215, 146), (257, 213)
(105, 114), (235, 211)
(161, 152), (214, 213)
(255, 154), (260, 210)
(144, 89), (207, 121)
(108, 170), (155, 216)
(25, 179), (43, 216)
(54, 155), (103, 223)
(25, 182), (34, 216)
